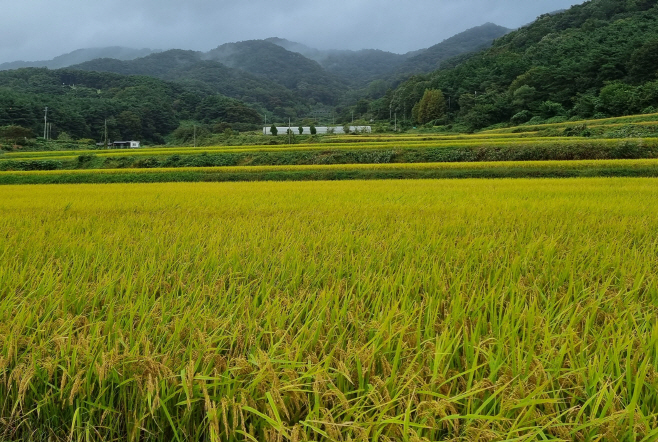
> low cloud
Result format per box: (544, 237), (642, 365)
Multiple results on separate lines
(1, 0), (583, 62)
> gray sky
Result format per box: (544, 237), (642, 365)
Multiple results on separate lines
(1, 0), (584, 63)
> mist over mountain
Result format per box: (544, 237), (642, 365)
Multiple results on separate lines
(395, 23), (512, 75)
(0, 47), (159, 71)
(266, 23), (511, 87)
(205, 40), (345, 103)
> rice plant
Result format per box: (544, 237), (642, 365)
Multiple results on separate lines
(1, 178), (657, 441)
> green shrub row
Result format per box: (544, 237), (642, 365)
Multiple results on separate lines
(2, 139), (657, 171)
(0, 160), (63, 171)
(2, 161), (657, 185)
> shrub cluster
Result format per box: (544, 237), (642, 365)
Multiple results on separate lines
(0, 160), (63, 171)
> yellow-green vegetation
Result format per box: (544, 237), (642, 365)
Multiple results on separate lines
(1, 178), (657, 441)
(481, 113), (658, 134)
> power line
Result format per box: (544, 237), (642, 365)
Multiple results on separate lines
(43, 107), (48, 140)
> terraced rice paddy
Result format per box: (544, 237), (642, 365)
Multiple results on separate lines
(480, 113), (658, 134)
(0, 137), (596, 161)
(1, 179), (658, 441)
(3, 114), (658, 183)
(1, 158), (658, 185)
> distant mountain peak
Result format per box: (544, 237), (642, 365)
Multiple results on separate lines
(0, 47), (160, 71)
(396, 22), (511, 74)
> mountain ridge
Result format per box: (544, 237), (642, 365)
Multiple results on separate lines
(0, 22), (510, 94)
(266, 23), (511, 87)
(0, 47), (160, 71)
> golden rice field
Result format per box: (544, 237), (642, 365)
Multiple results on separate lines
(1, 178), (658, 441)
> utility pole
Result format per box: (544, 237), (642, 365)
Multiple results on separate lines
(351, 110), (354, 125)
(193, 125), (196, 148)
(288, 118), (291, 145)
(104, 119), (108, 149)
(389, 103), (392, 121)
(43, 107), (48, 140)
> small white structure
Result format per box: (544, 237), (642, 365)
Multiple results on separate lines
(263, 126), (371, 135)
(111, 141), (141, 148)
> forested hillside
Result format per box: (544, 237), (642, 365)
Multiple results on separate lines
(378, 0), (658, 129)
(72, 50), (303, 116)
(206, 40), (346, 104)
(0, 69), (261, 144)
(71, 43), (350, 118)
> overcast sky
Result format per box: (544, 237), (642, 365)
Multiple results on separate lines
(1, 0), (585, 63)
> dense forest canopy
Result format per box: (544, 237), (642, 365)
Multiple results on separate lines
(0, 69), (261, 143)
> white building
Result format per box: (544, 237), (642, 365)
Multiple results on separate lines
(111, 141), (141, 148)
(263, 126), (371, 135)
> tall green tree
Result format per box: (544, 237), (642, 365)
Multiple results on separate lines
(416, 89), (446, 124)
(0, 125), (34, 140)
(629, 40), (658, 83)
